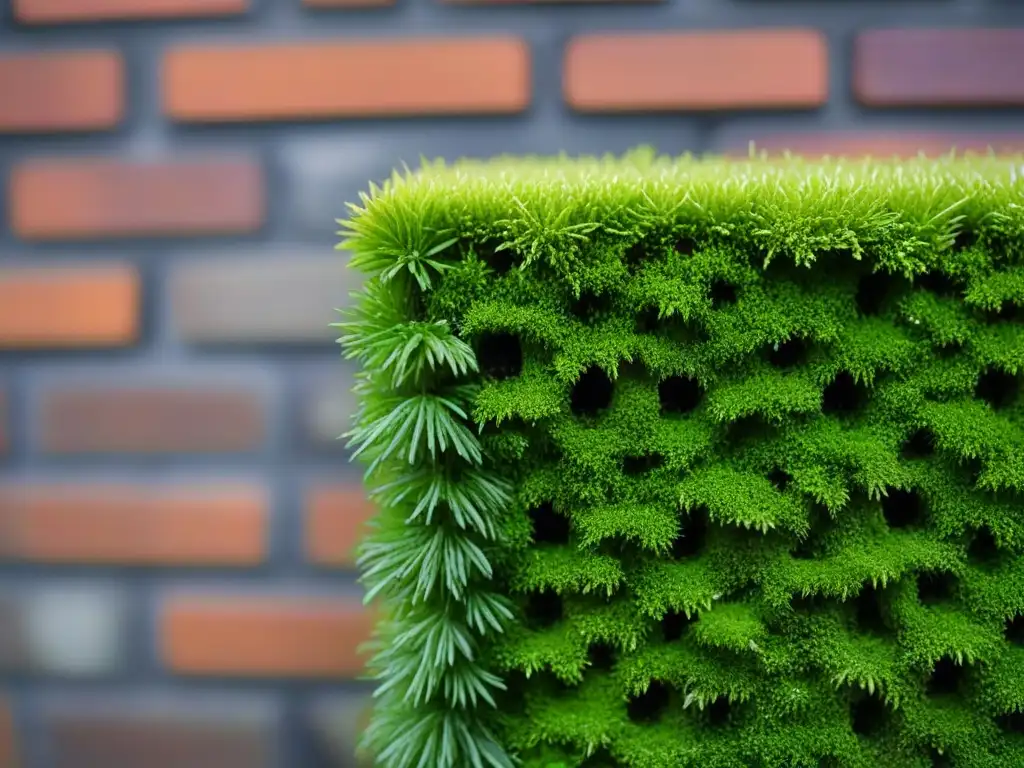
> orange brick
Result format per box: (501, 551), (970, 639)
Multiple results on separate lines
(0, 697), (15, 768)
(163, 37), (530, 122)
(39, 386), (266, 455)
(730, 132), (1024, 159)
(0, 265), (138, 348)
(14, 0), (247, 23)
(9, 158), (264, 241)
(162, 597), (374, 677)
(305, 486), (375, 567)
(0, 483), (267, 566)
(0, 51), (122, 132)
(564, 29), (827, 112)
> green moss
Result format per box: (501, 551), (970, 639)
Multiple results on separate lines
(339, 149), (1024, 768)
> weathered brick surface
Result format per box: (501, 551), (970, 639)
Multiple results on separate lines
(163, 38), (531, 121)
(2, 2), (1021, 766)
(9, 158), (264, 241)
(38, 380), (268, 455)
(169, 252), (356, 344)
(14, 0), (247, 23)
(564, 30), (828, 111)
(0, 52), (122, 132)
(855, 29), (1024, 107)
(42, 694), (277, 768)
(0, 265), (139, 349)
(0, 697), (15, 768)
(0, 586), (127, 676)
(161, 596), (373, 677)
(304, 485), (375, 567)
(0, 483), (267, 565)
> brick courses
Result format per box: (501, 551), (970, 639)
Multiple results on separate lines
(1, 3), (1022, 766)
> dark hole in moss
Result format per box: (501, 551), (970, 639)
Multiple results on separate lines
(975, 366), (1020, 411)
(968, 527), (1000, 567)
(659, 375), (702, 414)
(850, 695), (887, 736)
(881, 488), (925, 530)
(917, 571), (957, 606)
(624, 242), (649, 271)
(579, 747), (621, 767)
(901, 428), (936, 460)
(767, 337), (810, 369)
(571, 291), (614, 322)
(709, 280), (738, 308)
(997, 711), (1024, 734)
(818, 757), (841, 768)
(475, 332), (523, 380)
(935, 340), (965, 360)
(926, 746), (953, 768)
(662, 609), (694, 642)
(791, 535), (816, 560)
(1006, 614), (1024, 646)
(855, 270), (894, 318)
(853, 584), (887, 635)
(675, 238), (696, 255)
(724, 414), (776, 445)
(524, 590), (563, 629)
(529, 502), (570, 546)
(791, 593), (829, 613)
(570, 366), (614, 417)
(706, 696), (731, 727)
(915, 270), (960, 299)
(952, 230), (975, 251)
(587, 641), (616, 671)
(768, 467), (792, 491)
(672, 508), (709, 559)
(476, 242), (516, 276)
(623, 454), (664, 475)
(926, 657), (966, 697)
(983, 300), (1020, 325)
(822, 371), (869, 414)
(627, 680), (670, 724)
(636, 306), (661, 334)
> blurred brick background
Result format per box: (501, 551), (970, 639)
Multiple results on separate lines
(1, 0), (1024, 766)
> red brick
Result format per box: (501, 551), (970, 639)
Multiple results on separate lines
(161, 597), (374, 677)
(855, 29), (1024, 107)
(44, 695), (276, 768)
(725, 132), (1024, 159)
(305, 486), (375, 567)
(163, 37), (530, 122)
(0, 51), (122, 132)
(564, 30), (827, 112)
(14, 0), (246, 23)
(0, 697), (16, 768)
(0, 265), (139, 349)
(39, 385), (266, 455)
(0, 483), (267, 566)
(9, 158), (264, 241)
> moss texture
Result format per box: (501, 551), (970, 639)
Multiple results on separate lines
(337, 150), (1024, 768)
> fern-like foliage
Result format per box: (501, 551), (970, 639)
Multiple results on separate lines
(340, 149), (1024, 768)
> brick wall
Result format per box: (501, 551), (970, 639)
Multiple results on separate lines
(1, 1), (1023, 766)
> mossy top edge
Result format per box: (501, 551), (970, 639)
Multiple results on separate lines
(340, 148), (1024, 279)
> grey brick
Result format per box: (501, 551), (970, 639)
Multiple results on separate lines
(43, 692), (279, 768)
(307, 693), (372, 767)
(169, 249), (361, 345)
(299, 365), (358, 453)
(0, 584), (126, 676)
